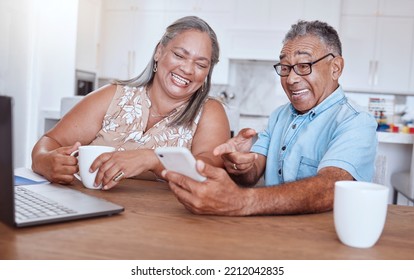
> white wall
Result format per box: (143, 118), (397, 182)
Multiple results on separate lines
(0, 0), (31, 168)
(31, 0), (79, 146)
(0, 0), (79, 168)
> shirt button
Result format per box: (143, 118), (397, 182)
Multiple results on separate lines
(292, 124), (296, 129)
(281, 146), (286, 151)
(278, 169), (282, 175)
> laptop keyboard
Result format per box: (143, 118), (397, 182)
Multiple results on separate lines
(15, 187), (77, 221)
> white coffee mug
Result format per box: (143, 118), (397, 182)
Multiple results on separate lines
(71, 145), (115, 190)
(334, 180), (389, 248)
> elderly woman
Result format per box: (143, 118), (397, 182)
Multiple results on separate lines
(31, 16), (230, 190)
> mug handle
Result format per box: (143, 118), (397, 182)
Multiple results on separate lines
(70, 150), (82, 181)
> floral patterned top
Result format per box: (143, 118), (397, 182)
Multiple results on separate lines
(90, 85), (203, 151)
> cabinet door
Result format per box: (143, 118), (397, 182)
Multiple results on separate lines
(201, 13), (231, 84)
(132, 12), (166, 75)
(99, 10), (135, 79)
(340, 16), (377, 91)
(103, 0), (167, 11)
(233, 0), (271, 30)
(100, 9), (166, 80)
(164, 11), (231, 84)
(379, 0), (414, 17)
(374, 17), (414, 92)
(341, 0), (379, 16)
(76, 0), (101, 72)
(167, 0), (234, 12)
(303, 0), (341, 30)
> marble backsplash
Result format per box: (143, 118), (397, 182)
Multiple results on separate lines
(210, 59), (290, 133)
(211, 59), (289, 116)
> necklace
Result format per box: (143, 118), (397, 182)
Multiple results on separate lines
(147, 88), (174, 119)
(150, 109), (169, 119)
(149, 99), (171, 119)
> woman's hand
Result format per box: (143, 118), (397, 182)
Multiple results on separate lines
(90, 149), (160, 190)
(213, 128), (258, 175)
(32, 141), (81, 184)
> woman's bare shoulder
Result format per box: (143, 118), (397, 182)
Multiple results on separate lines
(203, 97), (226, 112)
(85, 84), (118, 101)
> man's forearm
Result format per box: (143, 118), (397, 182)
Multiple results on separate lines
(242, 167), (353, 215)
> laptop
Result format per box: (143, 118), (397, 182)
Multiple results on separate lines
(0, 95), (124, 227)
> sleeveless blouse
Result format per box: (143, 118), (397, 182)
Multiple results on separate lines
(90, 85), (203, 151)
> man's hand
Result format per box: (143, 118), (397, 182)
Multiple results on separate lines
(213, 128), (257, 155)
(162, 160), (252, 216)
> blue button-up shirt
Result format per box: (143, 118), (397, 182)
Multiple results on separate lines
(251, 86), (378, 186)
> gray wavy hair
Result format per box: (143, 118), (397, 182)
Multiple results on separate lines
(283, 20), (342, 56)
(113, 16), (220, 127)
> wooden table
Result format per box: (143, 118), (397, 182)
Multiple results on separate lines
(0, 179), (413, 260)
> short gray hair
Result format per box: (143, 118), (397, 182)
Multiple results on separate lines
(283, 20), (342, 56)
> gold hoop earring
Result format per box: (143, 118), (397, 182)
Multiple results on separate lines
(153, 61), (158, 73)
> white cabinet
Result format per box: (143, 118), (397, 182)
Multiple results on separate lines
(162, 0), (235, 84)
(76, 0), (101, 73)
(379, 0), (414, 17)
(98, 10), (166, 80)
(233, 0), (340, 31)
(340, 16), (376, 91)
(341, 16), (414, 93)
(340, 0), (414, 94)
(375, 18), (414, 92)
(166, 0), (235, 13)
(98, 0), (343, 83)
(99, 0), (232, 83)
(103, 0), (167, 11)
(98, 0), (166, 80)
(341, 0), (378, 15)
(342, 0), (414, 17)
(227, 0), (341, 61)
(99, 10), (138, 79)
(163, 11), (232, 84)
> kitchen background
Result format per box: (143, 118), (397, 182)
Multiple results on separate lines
(2, 0), (414, 203)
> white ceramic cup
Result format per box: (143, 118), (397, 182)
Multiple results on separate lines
(334, 180), (389, 248)
(71, 145), (115, 190)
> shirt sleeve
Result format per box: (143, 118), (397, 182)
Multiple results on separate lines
(318, 111), (378, 182)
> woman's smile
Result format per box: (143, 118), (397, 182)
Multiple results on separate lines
(171, 72), (190, 86)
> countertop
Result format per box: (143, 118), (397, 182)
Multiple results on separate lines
(377, 131), (414, 144)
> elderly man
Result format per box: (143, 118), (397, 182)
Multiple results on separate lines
(162, 20), (378, 216)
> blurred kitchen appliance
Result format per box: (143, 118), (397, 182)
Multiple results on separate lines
(75, 70), (96, 96)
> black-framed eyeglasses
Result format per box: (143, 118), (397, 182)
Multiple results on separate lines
(273, 53), (335, 77)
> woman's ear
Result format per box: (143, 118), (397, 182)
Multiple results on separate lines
(154, 44), (163, 61)
(331, 56), (344, 81)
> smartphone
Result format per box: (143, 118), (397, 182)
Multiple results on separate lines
(155, 147), (206, 182)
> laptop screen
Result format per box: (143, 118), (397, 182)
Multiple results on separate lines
(0, 95), (124, 228)
(0, 95), (15, 226)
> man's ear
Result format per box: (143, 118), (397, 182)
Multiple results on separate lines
(331, 56), (344, 81)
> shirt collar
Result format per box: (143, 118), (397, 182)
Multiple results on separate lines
(289, 85), (345, 119)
